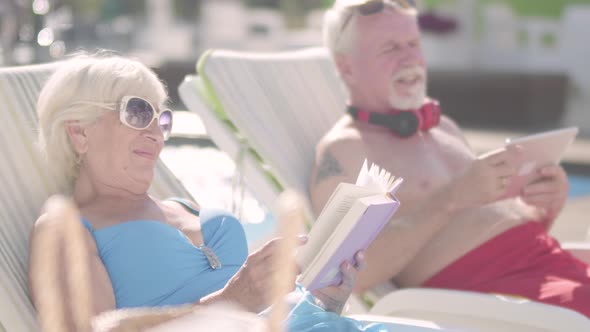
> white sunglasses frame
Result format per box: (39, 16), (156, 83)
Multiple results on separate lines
(72, 95), (173, 141)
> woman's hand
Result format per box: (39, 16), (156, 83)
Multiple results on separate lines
(311, 251), (366, 315)
(216, 236), (305, 313)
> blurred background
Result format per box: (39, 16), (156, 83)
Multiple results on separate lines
(1, 0), (589, 243)
(2, 0), (590, 132)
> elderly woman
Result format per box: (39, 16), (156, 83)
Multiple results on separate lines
(28, 55), (386, 331)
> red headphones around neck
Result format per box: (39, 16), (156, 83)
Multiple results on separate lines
(347, 99), (441, 138)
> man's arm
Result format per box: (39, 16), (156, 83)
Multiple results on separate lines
(441, 114), (566, 231)
(309, 137), (366, 215)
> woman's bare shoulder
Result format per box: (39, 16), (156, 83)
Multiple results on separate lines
(30, 197), (96, 250)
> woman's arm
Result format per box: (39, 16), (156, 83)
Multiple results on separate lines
(311, 251), (366, 315)
(29, 212), (117, 331)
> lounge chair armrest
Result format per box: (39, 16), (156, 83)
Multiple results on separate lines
(343, 282), (399, 315)
(562, 242), (590, 264)
(368, 288), (590, 331)
(347, 314), (456, 331)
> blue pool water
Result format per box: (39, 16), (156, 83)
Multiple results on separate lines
(569, 175), (590, 199)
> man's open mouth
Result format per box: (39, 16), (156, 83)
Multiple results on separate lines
(396, 74), (422, 87)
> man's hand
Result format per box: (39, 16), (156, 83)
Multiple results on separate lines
(451, 146), (521, 210)
(311, 251), (366, 315)
(521, 165), (569, 221)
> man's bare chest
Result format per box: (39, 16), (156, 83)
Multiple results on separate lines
(363, 131), (475, 201)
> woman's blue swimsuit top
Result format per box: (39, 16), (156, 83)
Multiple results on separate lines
(81, 198), (247, 309)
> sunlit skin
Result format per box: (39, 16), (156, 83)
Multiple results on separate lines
(310, 7), (569, 292)
(75, 110), (164, 197)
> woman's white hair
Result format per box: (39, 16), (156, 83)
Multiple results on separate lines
(323, 0), (418, 57)
(37, 52), (168, 192)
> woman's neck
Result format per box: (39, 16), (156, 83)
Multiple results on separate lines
(73, 168), (150, 209)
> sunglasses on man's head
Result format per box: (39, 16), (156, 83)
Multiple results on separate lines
(74, 96), (173, 141)
(339, 0), (416, 34)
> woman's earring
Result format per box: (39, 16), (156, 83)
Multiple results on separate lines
(76, 154), (83, 166)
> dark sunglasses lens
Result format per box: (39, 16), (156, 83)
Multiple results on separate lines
(358, 0), (415, 15)
(359, 0), (384, 15)
(125, 97), (154, 129)
(158, 110), (173, 139)
(392, 0), (415, 9)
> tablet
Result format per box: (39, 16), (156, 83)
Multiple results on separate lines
(503, 126), (579, 198)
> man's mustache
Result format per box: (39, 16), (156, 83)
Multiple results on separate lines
(392, 66), (426, 81)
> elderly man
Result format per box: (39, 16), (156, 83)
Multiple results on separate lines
(310, 0), (590, 317)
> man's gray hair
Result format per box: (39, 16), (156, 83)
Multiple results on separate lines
(322, 0), (417, 57)
(37, 53), (168, 192)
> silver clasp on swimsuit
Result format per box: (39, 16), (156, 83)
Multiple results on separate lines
(199, 245), (222, 270)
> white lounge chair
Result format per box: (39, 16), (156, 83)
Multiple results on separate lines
(178, 47), (590, 331)
(0, 63), (193, 332)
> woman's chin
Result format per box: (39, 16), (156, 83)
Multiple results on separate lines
(127, 172), (154, 193)
(125, 183), (151, 195)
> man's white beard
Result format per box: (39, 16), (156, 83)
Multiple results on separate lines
(388, 66), (427, 110)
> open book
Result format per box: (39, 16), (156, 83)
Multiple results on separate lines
(296, 160), (403, 291)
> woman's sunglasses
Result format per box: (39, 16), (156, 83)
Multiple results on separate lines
(74, 96), (173, 141)
(339, 0), (416, 35)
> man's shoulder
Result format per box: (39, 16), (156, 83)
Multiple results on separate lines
(317, 116), (364, 152)
(322, 115), (363, 141)
(438, 115), (463, 136)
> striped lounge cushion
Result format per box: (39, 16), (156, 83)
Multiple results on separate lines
(196, 47), (347, 197)
(0, 63), (191, 331)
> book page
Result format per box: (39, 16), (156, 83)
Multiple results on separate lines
(356, 159), (402, 194)
(295, 183), (379, 269)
